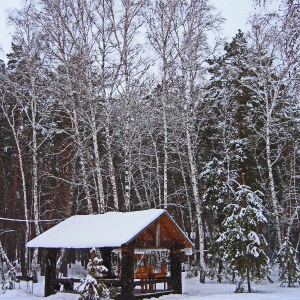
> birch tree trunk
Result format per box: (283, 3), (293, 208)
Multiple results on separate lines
(105, 118), (119, 211)
(177, 141), (193, 232)
(0, 241), (13, 271)
(150, 133), (162, 207)
(245, 8), (300, 247)
(144, 0), (180, 210)
(172, 0), (222, 282)
(95, 0), (120, 211)
(162, 102), (168, 209)
(186, 125), (206, 283)
(30, 84), (40, 283)
(1, 97), (30, 275)
(78, 2), (106, 213)
(72, 106), (93, 214)
(265, 110), (282, 246)
(109, 0), (145, 211)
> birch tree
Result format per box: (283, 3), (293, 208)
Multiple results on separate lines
(169, 0), (222, 282)
(4, 3), (52, 279)
(144, 0), (181, 209)
(244, 5), (300, 247)
(0, 59), (30, 275)
(108, 0), (149, 211)
(38, 0), (106, 214)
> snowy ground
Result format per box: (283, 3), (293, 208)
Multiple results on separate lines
(0, 269), (299, 300)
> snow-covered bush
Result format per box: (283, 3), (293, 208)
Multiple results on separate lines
(1, 266), (17, 293)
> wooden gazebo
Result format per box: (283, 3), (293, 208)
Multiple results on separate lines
(27, 209), (193, 299)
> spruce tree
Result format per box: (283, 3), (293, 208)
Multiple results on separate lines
(217, 183), (270, 292)
(201, 158), (229, 282)
(277, 237), (299, 287)
(77, 249), (109, 300)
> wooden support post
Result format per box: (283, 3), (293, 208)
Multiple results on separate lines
(101, 247), (113, 278)
(44, 248), (58, 297)
(120, 245), (135, 300)
(155, 222), (160, 247)
(169, 249), (182, 294)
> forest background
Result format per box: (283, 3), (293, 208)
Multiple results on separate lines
(0, 0), (299, 291)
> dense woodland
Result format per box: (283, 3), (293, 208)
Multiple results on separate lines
(0, 0), (299, 291)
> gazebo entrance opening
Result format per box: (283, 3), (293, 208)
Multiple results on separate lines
(112, 249), (170, 293)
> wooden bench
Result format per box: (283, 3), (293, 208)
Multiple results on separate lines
(148, 265), (167, 291)
(52, 277), (81, 292)
(134, 289), (174, 299)
(134, 266), (148, 279)
(15, 275), (35, 293)
(134, 266), (149, 292)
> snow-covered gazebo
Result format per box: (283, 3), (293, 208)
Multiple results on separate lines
(27, 209), (193, 299)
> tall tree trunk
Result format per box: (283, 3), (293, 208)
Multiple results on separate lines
(163, 102), (168, 209)
(31, 84), (40, 282)
(91, 112), (105, 213)
(105, 126), (119, 211)
(1, 104), (30, 275)
(124, 138), (132, 211)
(186, 127), (206, 283)
(186, 124), (206, 283)
(247, 265), (252, 292)
(0, 241), (13, 270)
(150, 134), (162, 207)
(266, 109), (282, 247)
(73, 107), (93, 214)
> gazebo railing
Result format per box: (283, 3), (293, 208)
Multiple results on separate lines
(51, 276), (172, 294)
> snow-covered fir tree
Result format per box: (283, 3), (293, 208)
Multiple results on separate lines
(277, 237), (299, 287)
(77, 248), (109, 300)
(201, 158), (230, 282)
(217, 183), (270, 293)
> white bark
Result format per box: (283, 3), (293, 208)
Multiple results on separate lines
(177, 141), (193, 232)
(144, 0), (180, 209)
(29, 71), (40, 282)
(186, 125), (207, 280)
(105, 121), (119, 211)
(73, 107), (93, 214)
(244, 11), (300, 247)
(171, 0), (222, 281)
(91, 113), (105, 213)
(0, 99), (30, 274)
(265, 111), (282, 246)
(163, 104), (168, 209)
(150, 133), (162, 207)
(109, 0), (144, 211)
(0, 241), (13, 271)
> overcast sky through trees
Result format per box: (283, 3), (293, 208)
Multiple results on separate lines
(0, 0), (273, 61)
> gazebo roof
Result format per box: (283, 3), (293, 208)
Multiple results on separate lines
(27, 209), (193, 249)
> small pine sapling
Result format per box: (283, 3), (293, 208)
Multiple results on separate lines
(185, 261), (199, 279)
(277, 237), (299, 287)
(77, 248), (109, 300)
(205, 241), (224, 282)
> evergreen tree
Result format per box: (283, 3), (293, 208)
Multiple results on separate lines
(217, 183), (270, 293)
(277, 237), (299, 287)
(201, 158), (230, 282)
(203, 31), (263, 189)
(77, 248), (109, 300)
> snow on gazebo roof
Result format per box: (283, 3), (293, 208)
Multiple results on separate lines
(27, 209), (190, 249)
